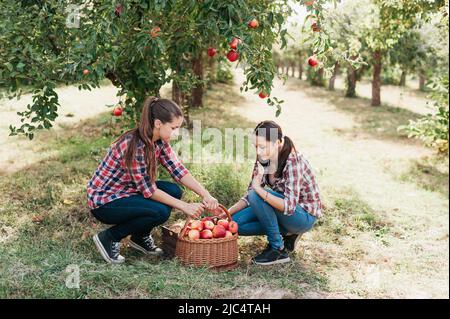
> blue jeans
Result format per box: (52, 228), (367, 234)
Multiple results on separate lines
(232, 189), (316, 250)
(91, 181), (182, 241)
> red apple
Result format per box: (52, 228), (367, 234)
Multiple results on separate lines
(228, 221), (238, 234)
(112, 107), (123, 116)
(207, 47), (217, 57)
(201, 216), (213, 222)
(308, 56), (318, 67)
(248, 19), (259, 29)
(258, 91), (268, 99)
(225, 231), (233, 238)
(203, 220), (215, 230)
(311, 22), (321, 32)
(190, 220), (204, 231)
(304, 0), (315, 6)
(150, 26), (161, 38)
(83, 69), (89, 76)
(200, 229), (213, 239)
(227, 50), (239, 62)
(229, 38), (241, 50)
(212, 225), (226, 238)
(188, 229), (200, 240)
(217, 219), (229, 230)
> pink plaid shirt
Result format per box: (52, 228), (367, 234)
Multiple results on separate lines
(87, 133), (189, 210)
(241, 152), (323, 218)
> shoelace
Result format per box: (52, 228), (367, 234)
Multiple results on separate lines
(143, 235), (156, 249)
(111, 242), (121, 258)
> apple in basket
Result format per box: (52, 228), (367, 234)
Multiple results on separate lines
(225, 231), (233, 238)
(228, 221), (239, 234)
(212, 225), (227, 238)
(188, 229), (200, 240)
(203, 220), (215, 230)
(190, 220), (204, 231)
(201, 216), (213, 223)
(217, 219), (229, 230)
(200, 229), (213, 239)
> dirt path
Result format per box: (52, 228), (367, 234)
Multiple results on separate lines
(231, 69), (449, 298)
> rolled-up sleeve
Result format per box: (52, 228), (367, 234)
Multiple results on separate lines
(158, 141), (189, 182)
(283, 157), (302, 216)
(128, 146), (157, 198)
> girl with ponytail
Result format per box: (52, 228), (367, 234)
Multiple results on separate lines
(228, 120), (323, 265)
(87, 96), (219, 264)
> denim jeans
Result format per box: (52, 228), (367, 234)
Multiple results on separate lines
(91, 181), (182, 241)
(232, 189), (316, 250)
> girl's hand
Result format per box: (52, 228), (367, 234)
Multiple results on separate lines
(181, 203), (204, 219)
(251, 162), (265, 190)
(202, 193), (219, 211)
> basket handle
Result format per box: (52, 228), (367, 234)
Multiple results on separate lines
(178, 204), (232, 238)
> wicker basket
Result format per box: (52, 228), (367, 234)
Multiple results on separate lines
(162, 204), (238, 270)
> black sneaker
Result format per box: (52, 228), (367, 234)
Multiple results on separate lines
(283, 233), (303, 252)
(129, 234), (163, 256)
(93, 231), (125, 264)
(252, 245), (291, 265)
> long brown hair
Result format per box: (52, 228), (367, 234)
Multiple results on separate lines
(254, 120), (297, 178)
(114, 96), (183, 182)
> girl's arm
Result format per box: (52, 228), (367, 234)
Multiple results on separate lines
(252, 162), (285, 211)
(179, 173), (219, 210)
(150, 188), (204, 218)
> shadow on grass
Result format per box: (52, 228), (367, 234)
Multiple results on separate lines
(0, 83), (328, 298)
(285, 79), (425, 144)
(397, 157), (449, 198)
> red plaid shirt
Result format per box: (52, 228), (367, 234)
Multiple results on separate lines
(87, 133), (189, 210)
(241, 152), (323, 218)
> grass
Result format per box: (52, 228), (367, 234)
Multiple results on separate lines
(1, 79), (447, 299)
(0, 82), (329, 299)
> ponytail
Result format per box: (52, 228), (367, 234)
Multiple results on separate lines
(114, 96), (183, 182)
(254, 120), (297, 178)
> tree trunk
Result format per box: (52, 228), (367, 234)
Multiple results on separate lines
(328, 62), (339, 90)
(190, 54), (204, 108)
(298, 62), (303, 80)
(346, 64), (357, 97)
(291, 64), (295, 77)
(399, 70), (406, 86)
(371, 50), (382, 107)
(285, 65), (290, 76)
(419, 71), (426, 91)
(356, 64), (365, 81)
